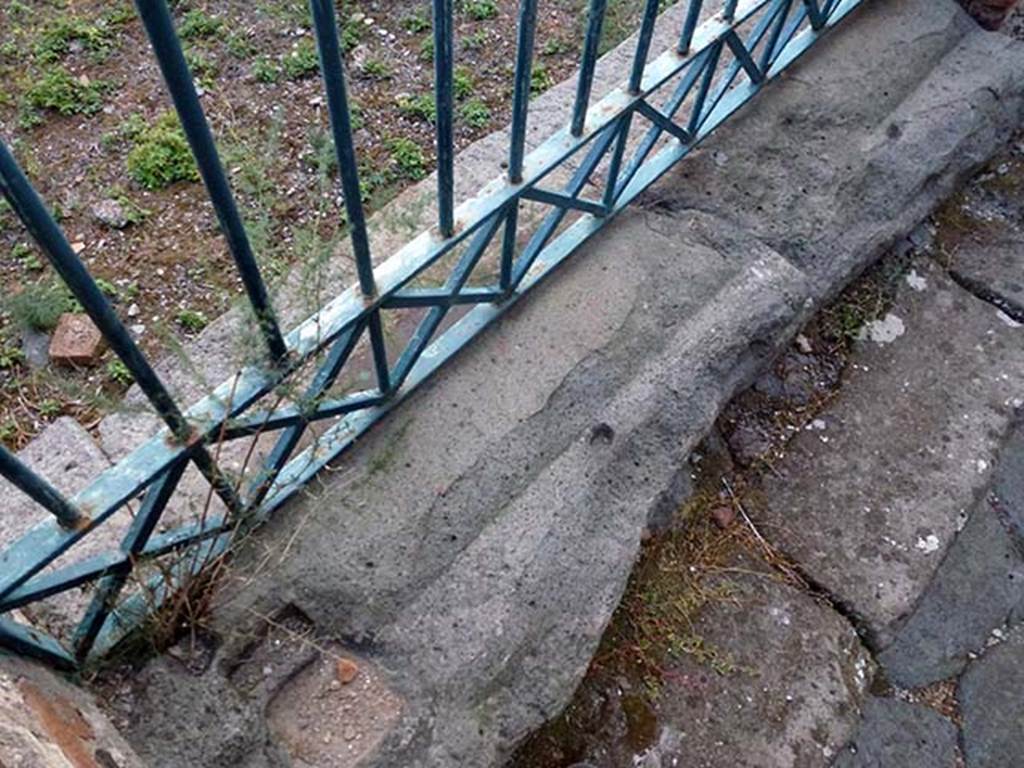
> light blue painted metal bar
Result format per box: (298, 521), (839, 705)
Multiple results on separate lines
(678, 0), (705, 53)
(0, 446), (82, 529)
(571, 0), (608, 136)
(434, 0), (456, 237)
(134, 0), (287, 362)
(309, 0), (376, 297)
(0, 0), (867, 668)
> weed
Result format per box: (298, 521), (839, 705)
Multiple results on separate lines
(463, 0), (498, 20)
(453, 67), (474, 100)
(362, 58), (393, 79)
(95, 278), (119, 299)
(126, 112), (200, 190)
(38, 399), (62, 417)
(26, 65), (107, 116)
(176, 308), (209, 333)
(387, 137), (428, 181)
(341, 16), (363, 52)
(252, 56), (281, 83)
(4, 282), (79, 332)
(0, 347), (24, 370)
(530, 62), (553, 95)
(397, 93), (437, 124)
(418, 36), (434, 62)
(401, 7), (432, 33)
(105, 359), (134, 385)
(225, 32), (257, 59)
(282, 40), (319, 80)
(184, 47), (219, 87)
(462, 30), (488, 49)
(179, 9), (223, 40)
(12, 242), (43, 271)
(542, 36), (573, 56)
(35, 16), (118, 63)
(458, 99), (491, 129)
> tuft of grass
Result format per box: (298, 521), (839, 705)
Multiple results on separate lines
(458, 99), (491, 129)
(26, 65), (107, 116)
(462, 30), (488, 50)
(418, 36), (434, 62)
(397, 92), (437, 124)
(401, 7), (432, 33)
(463, 0), (498, 20)
(176, 308), (209, 333)
(362, 58), (393, 79)
(4, 281), (80, 332)
(530, 62), (553, 95)
(252, 55), (281, 83)
(126, 111), (200, 190)
(281, 40), (319, 80)
(453, 66), (474, 100)
(387, 137), (428, 181)
(179, 9), (223, 40)
(35, 16), (118, 63)
(106, 359), (134, 385)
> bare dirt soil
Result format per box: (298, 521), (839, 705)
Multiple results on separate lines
(0, 0), (656, 449)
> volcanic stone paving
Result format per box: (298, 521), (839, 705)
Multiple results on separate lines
(754, 192), (1024, 763)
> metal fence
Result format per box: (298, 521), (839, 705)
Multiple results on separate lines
(0, 0), (862, 669)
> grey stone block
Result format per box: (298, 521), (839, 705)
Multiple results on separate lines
(959, 633), (1024, 768)
(833, 697), (958, 768)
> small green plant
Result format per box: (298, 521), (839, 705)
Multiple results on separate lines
(458, 99), (491, 129)
(401, 7), (431, 33)
(95, 278), (119, 299)
(362, 58), (393, 79)
(341, 16), (363, 52)
(397, 93), (437, 123)
(0, 347), (24, 370)
(184, 47), (219, 87)
(126, 111), (200, 190)
(106, 359), (134, 385)
(11, 242), (43, 271)
(542, 36), (573, 56)
(252, 56), (281, 83)
(453, 67), (474, 100)
(4, 281), (79, 332)
(282, 40), (319, 79)
(387, 137), (427, 180)
(179, 9), (223, 40)
(462, 30), (488, 49)
(225, 32), (257, 59)
(418, 36), (434, 62)
(26, 65), (107, 116)
(35, 16), (118, 63)
(38, 399), (62, 418)
(176, 308), (209, 333)
(463, 0), (498, 20)
(530, 62), (553, 95)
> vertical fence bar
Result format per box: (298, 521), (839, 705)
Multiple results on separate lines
(508, 0), (539, 184)
(678, 0), (704, 53)
(0, 140), (191, 441)
(0, 140), (243, 517)
(434, 0), (455, 238)
(0, 447), (82, 529)
(72, 460), (187, 659)
(724, 0), (740, 21)
(308, 0), (376, 297)
(133, 0), (287, 363)
(571, 0), (608, 137)
(629, 0), (662, 94)
(503, 0), (539, 291)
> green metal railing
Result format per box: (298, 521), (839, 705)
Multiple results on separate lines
(0, 0), (862, 669)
